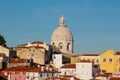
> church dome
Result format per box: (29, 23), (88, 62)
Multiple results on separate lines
(51, 15), (73, 41)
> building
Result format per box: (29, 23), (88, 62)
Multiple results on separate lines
(71, 54), (100, 65)
(0, 53), (8, 69)
(0, 46), (16, 58)
(16, 41), (50, 64)
(51, 15), (73, 54)
(76, 60), (93, 80)
(71, 49), (120, 73)
(2, 66), (60, 80)
(7, 58), (30, 68)
(52, 54), (63, 69)
(60, 64), (76, 76)
(99, 50), (120, 73)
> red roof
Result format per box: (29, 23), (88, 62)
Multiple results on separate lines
(109, 77), (120, 80)
(45, 75), (80, 80)
(82, 54), (99, 56)
(3, 66), (59, 73)
(80, 59), (92, 63)
(0, 72), (6, 79)
(31, 41), (44, 44)
(61, 64), (76, 68)
(96, 73), (110, 78)
(9, 58), (29, 63)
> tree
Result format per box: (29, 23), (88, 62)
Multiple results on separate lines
(0, 35), (6, 46)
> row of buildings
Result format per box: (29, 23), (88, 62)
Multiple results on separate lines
(0, 15), (120, 80)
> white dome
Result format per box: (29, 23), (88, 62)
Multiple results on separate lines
(51, 26), (73, 41)
(51, 16), (73, 41)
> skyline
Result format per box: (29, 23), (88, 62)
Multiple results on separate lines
(0, 0), (120, 53)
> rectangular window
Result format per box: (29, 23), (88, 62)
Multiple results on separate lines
(92, 59), (94, 62)
(103, 58), (106, 62)
(40, 73), (42, 77)
(96, 59), (99, 63)
(109, 58), (112, 62)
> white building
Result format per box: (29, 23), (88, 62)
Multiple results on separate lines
(60, 64), (76, 76)
(26, 67), (59, 80)
(76, 60), (93, 80)
(52, 54), (63, 69)
(51, 15), (73, 54)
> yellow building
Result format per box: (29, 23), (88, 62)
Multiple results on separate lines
(71, 50), (120, 73)
(114, 53), (120, 72)
(71, 54), (100, 65)
(100, 50), (120, 73)
(100, 50), (115, 73)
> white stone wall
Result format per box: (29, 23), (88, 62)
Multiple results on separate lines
(61, 68), (76, 76)
(26, 72), (59, 80)
(76, 62), (93, 80)
(52, 54), (63, 69)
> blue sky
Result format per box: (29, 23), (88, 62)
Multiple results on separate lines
(0, 0), (120, 53)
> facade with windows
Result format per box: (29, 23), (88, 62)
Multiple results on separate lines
(16, 41), (50, 64)
(2, 66), (59, 80)
(100, 50), (120, 73)
(71, 50), (120, 73)
(51, 15), (73, 54)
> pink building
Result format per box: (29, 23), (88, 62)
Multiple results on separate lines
(3, 66), (33, 80)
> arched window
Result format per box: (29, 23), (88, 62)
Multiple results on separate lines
(67, 43), (70, 50)
(59, 42), (63, 49)
(52, 42), (55, 45)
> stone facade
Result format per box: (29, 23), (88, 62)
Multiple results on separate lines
(17, 47), (45, 64)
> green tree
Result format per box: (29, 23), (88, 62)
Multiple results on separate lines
(0, 35), (6, 46)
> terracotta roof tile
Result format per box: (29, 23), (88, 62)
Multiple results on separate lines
(82, 54), (99, 56)
(3, 66), (59, 73)
(61, 64), (76, 68)
(31, 41), (44, 44)
(109, 77), (120, 80)
(45, 75), (80, 80)
(9, 58), (29, 63)
(96, 73), (110, 78)
(80, 59), (92, 63)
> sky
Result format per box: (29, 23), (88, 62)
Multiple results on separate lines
(0, 0), (120, 54)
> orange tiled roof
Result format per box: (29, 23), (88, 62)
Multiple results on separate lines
(45, 75), (80, 80)
(96, 73), (110, 78)
(82, 54), (99, 56)
(3, 66), (34, 71)
(31, 41), (44, 44)
(109, 77), (120, 80)
(61, 64), (76, 68)
(80, 59), (92, 63)
(9, 58), (29, 63)
(17, 46), (45, 49)
(3, 66), (59, 73)
(0, 71), (6, 79)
